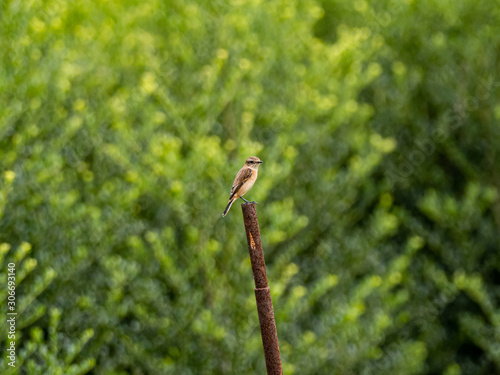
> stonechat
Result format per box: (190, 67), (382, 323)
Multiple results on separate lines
(222, 156), (263, 217)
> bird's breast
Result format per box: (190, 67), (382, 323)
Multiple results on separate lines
(237, 170), (258, 196)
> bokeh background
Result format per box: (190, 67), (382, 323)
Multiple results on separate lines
(1, 0), (500, 374)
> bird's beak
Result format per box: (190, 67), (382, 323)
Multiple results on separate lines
(258, 160), (263, 163)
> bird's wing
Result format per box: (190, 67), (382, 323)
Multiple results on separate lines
(229, 167), (253, 200)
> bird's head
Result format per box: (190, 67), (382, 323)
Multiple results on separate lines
(245, 156), (263, 169)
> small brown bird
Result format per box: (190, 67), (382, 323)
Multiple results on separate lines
(222, 156), (263, 217)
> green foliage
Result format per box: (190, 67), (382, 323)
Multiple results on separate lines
(0, 241), (93, 374)
(1, 0), (499, 374)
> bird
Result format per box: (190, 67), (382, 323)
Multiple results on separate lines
(222, 156), (263, 217)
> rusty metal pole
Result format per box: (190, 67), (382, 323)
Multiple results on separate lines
(241, 203), (283, 375)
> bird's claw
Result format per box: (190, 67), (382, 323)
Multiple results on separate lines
(240, 198), (258, 205)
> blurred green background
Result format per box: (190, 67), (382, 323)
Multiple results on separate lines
(1, 0), (500, 374)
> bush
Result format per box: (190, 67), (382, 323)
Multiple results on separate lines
(1, 0), (499, 373)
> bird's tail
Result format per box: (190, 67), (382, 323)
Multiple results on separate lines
(222, 198), (235, 217)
